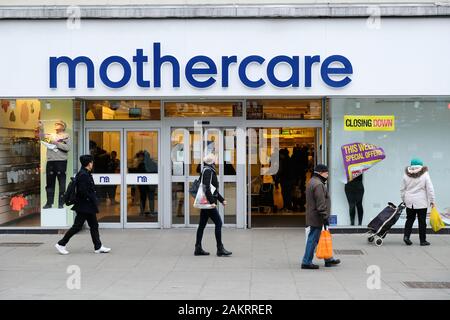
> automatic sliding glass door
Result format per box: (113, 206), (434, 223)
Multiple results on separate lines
(171, 127), (237, 226)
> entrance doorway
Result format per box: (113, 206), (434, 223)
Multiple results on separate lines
(86, 129), (160, 228)
(170, 127), (238, 227)
(247, 127), (322, 227)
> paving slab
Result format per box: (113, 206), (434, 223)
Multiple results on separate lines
(0, 229), (449, 300)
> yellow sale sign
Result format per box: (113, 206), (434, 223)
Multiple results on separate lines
(344, 115), (395, 131)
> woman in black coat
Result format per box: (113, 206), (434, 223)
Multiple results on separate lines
(195, 153), (232, 257)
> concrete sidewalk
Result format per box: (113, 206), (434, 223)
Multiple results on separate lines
(0, 229), (449, 300)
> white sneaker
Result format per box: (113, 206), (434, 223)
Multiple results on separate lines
(55, 243), (69, 255)
(94, 246), (111, 254)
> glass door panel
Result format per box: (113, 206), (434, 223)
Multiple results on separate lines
(125, 130), (159, 224)
(171, 127), (237, 226)
(88, 130), (122, 224)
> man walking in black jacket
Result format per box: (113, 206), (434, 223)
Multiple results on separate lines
(55, 155), (111, 255)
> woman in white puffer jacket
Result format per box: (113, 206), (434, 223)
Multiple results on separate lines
(400, 158), (436, 246)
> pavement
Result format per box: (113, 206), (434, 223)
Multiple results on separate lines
(0, 228), (449, 300)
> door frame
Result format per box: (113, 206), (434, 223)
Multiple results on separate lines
(168, 126), (239, 228)
(244, 120), (325, 229)
(84, 124), (162, 229)
(162, 118), (246, 229)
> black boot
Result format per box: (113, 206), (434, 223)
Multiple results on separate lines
(217, 245), (232, 257)
(194, 245), (210, 256)
(403, 236), (412, 246)
(43, 203), (52, 209)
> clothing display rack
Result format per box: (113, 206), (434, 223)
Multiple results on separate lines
(0, 127), (41, 226)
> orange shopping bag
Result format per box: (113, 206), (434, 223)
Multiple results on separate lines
(316, 226), (333, 260)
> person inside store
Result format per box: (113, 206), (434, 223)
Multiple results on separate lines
(278, 148), (294, 212)
(55, 155), (111, 255)
(345, 173), (365, 226)
(106, 150), (120, 205)
(131, 150), (158, 216)
(89, 140), (110, 201)
(194, 153), (232, 257)
(301, 164), (341, 269)
(40, 120), (71, 209)
(401, 158), (436, 246)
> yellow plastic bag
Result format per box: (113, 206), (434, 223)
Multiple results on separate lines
(430, 207), (445, 232)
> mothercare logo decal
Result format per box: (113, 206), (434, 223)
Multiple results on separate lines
(344, 115), (395, 131)
(49, 42), (353, 90)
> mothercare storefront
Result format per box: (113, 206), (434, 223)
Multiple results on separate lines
(0, 18), (449, 230)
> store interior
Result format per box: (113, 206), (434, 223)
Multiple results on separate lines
(248, 127), (317, 227)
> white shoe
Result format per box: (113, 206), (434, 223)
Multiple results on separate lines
(94, 246), (111, 254)
(55, 243), (69, 255)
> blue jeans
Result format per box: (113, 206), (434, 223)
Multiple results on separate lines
(302, 226), (333, 265)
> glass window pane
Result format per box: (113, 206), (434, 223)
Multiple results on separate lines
(165, 101), (243, 118)
(224, 182), (236, 224)
(172, 182), (185, 224)
(89, 131), (121, 223)
(126, 131), (159, 223)
(171, 129), (185, 176)
(97, 185), (121, 223)
(328, 97), (450, 226)
(189, 129), (202, 176)
(86, 100), (160, 120)
(189, 182), (201, 225)
(89, 131), (121, 174)
(224, 129), (236, 175)
(0, 99), (41, 227)
(246, 99), (322, 120)
(127, 185), (158, 222)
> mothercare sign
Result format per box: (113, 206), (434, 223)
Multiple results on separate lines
(341, 142), (386, 182)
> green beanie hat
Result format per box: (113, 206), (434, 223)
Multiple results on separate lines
(410, 158), (423, 166)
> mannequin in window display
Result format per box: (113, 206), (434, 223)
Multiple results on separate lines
(345, 174), (365, 226)
(40, 120), (71, 209)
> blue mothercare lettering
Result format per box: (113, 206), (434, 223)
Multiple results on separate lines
(49, 42), (353, 89)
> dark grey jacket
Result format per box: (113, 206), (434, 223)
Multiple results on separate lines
(305, 174), (330, 228)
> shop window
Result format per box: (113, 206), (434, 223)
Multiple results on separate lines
(0, 99), (75, 227)
(164, 101), (243, 118)
(246, 99), (322, 120)
(329, 97), (450, 227)
(86, 100), (161, 120)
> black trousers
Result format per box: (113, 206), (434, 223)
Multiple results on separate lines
(45, 160), (67, 206)
(280, 180), (293, 210)
(196, 207), (223, 248)
(58, 212), (102, 250)
(106, 185), (117, 203)
(345, 184), (365, 225)
(404, 208), (427, 242)
(138, 185), (156, 214)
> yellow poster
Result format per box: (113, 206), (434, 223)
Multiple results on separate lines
(344, 115), (395, 131)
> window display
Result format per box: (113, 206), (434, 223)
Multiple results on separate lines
(0, 99), (41, 227)
(39, 100), (75, 227)
(329, 97), (450, 227)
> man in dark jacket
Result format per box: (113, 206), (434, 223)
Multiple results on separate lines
(55, 155), (111, 255)
(301, 164), (340, 269)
